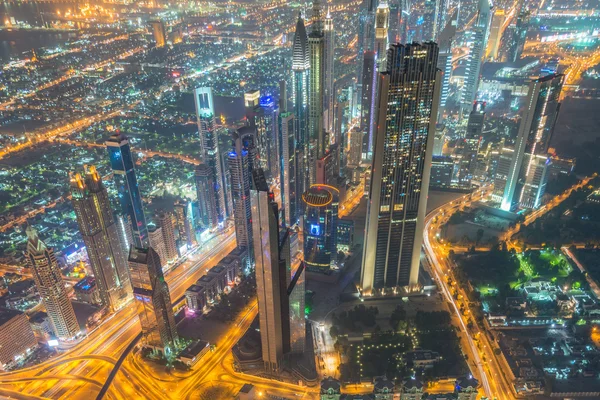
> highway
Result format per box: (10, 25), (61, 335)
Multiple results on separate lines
(422, 186), (516, 400)
(0, 229), (236, 398)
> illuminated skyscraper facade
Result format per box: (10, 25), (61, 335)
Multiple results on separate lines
(129, 247), (178, 353)
(194, 87), (226, 229)
(279, 83), (298, 227)
(292, 13), (309, 198)
(302, 185), (339, 270)
(361, 43), (441, 294)
(156, 211), (178, 264)
(360, 51), (377, 159)
(460, 0), (491, 110)
(486, 9), (505, 61)
(436, 11), (457, 112)
(70, 166), (132, 311)
(26, 227), (79, 341)
(229, 129), (254, 263)
(250, 169), (290, 373)
(174, 199), (195, 251)
(106, 133), (148, 248)
(324, 9), (335, 134)
(374, 1), (390, 72)
(502, 74), (564, 211)
(308, 0), (326, 184)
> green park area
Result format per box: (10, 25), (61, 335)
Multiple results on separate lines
(454, 244), (578, 304)
(334, 309), (468, 383)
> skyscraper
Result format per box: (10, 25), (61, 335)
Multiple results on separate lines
(302, 185), (339, 270)
(279, 82), (298, 227)
(174, 199), (195, 251)
(501, 74), (564, 211)
(361, 43), (441, 294)
(308, 0), (326, 184)
(250, 169), (290, 373)
(374, 0), (390, 72)
(292, 13), (310, 199)
(436, 11), (457, 113)
(194, 87), (226, 229)
(194, 163), (218, 230)
(356, 0), (377, 88)
(229, 129), (254, 263)
(156, 211), (178, 264)
(324, 9), (335, 135)
(458, 102), (486, 184)
(460, 0), (491, 111)
(486, 9), (505, 61)
(129, 247), (178, 354)
(70, 166), (132, 311)
(106, 133), (148, 248)
(150, 20), (166, 48)
(508, 0), (529, 63)
(148, 226), (167, 268)
(360, 51), (377, 159)
(26, 227), (79, 341)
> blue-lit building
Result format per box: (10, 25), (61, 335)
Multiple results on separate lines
(194, 87), (226, 229)
(229, 129), (254, 265)
(302, 185), (339, 270)
(105, 133), (148, 248)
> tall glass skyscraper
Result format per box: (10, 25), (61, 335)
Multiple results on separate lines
(229, 128), (254, 264)
(250, 169), (290, 373)
(460, 0), (491, 111)
(324, 9), (335, 135)
(70, 166), (133, 311)
(361, 43), (441, 295)
(128, 247), (178, 354)
(374, 0), (390, 72)
(292, 13), (309, 200)
(279, 82), (298, 227)
(194, 87), (226, 229)
(26, 227), (80, 341)
(308, 0), (326, 184)
(436, 11), (457, 114)
(106, 133), (148, 248)
(501, 74), (564, 211)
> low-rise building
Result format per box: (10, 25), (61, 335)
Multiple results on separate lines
(196, 275), (218, 304)
(73, 277), (101, 305)
(400, 378), (424, 400)
(208, 265), (228, 294)
(29, 311), (53, 338)
(185, 285), (207, 312)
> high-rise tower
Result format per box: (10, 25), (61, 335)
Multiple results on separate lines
(501, 74), (564, 211)
(194, 87), (226, 228)
(106, 133), (148, 248)
(360, 51), (377, 159)
(292, 13), (310, 199)
(324, 9), (335, 135)
(229, 129), (254, 263)
(128, 247), (178, 354)
(308, 0), (326, 184)
(250, 169), (290, 373)
(26, 227), (79, 341)
(460, 0), (491, 111)
(374, 0), (390, 72)
(436, 11), (457, 114)
(361, 43), (441, 294)
(156, 210), (178, 264)
(279, 81), (298, 227)
(70, 166), (132, 311)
